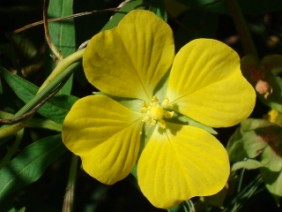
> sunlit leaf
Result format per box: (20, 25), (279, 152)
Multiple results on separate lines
(47, 0), (76, 94)
(231, 159), (263, 171)
(48, 0), (76, 57)
(0, 134), (66, 202)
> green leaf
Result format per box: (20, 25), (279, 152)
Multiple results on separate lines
(102, 0), (145, 30)
(261, 140), (282, 173)
(0, 134), (66, 202)
(0, 67), (78, 123)
(227, 119), (275, 162)
(149, 0), (168, 21)
(231, 159), (263, 171)
(48, 0), (76, 94)
(48, 0), (76, 57)
(261, 167), (282, 198)
(8, 34), (38, 61)
(228, 118), (282, 200)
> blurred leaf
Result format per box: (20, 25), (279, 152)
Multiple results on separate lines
(202, 186), (228, 208)
(164, 0), (189, 17)
(261, 55), (282, 71)
(240, 118), (273, 131)
(168, 200), (195, 212)
(0, 134), (66, 202)
(231, 159), (263, 171)
(240, 54), (259, 82)
(238, 0), (282, 14)
(260, 73), (282, 113)
(0, 67), (78, 123)
(0, 43), (18, 68)
(178, 0), (225, 13)
(173, 9), (218, 49)
(47, 0), (76, 94)
(8, 34), (38, 62)
(7, 207), (26, 212)
(227, 119), (272, 162)
(178, 0), (282, 14)
(229, 119), (282, 199)
(102, 0), (145, 30)
(241, 54), (282, 112)
(261, 167), (282, 200)
(260, 127), (282, 172)
(149, 0), (168, 21)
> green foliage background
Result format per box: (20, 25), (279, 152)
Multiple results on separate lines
(0, 0), (282, 211)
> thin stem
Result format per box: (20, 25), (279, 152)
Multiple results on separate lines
(62, 155), (79, 212)
(0, 129), (24, 168)
(38, 48), (84, 92)
(237, 168), (246, 193)
(226, 0), (259, 58)
(0, 83), (62, 124)
(0, 49), (84, 139)
(13, 8), (119, 34)
(43, 0), (64, 60)
(223, 175), (263, 212)
(0, 111), (62, 131)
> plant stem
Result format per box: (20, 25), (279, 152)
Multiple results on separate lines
(62, 155), (79, 212)
(223, 175), (263, 212)
(0, 49), (84, 139)
(38, 48), (84, 93)
(0, 129), (23, 168)
(226, 0), (259, 59)
(43, 0), (64, 60)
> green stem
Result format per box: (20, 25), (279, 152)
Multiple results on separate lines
(38, 48), (84, 92)
(62, 155), (79, 212)
(226, 0), (259, 59)
(237, 168), (245, 193)
(223, 175), (263, 212)
(0, 122), (26, 139)
(0, 111), (62, 131)
(0, 49), (84, 139)
(0, 129), (24, 168)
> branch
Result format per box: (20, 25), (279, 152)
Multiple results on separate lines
(13, 8), (119, 34)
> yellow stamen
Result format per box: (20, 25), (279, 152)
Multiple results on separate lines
(140, 96), (173, 129)
(150, 105), (164, 120)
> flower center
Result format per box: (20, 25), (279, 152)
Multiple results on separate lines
(150, 105), (164, 120)
(141, 96), (174, 129)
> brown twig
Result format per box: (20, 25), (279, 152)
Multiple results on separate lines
(0, 84), (62, 124)
(43, 0), (64, 60)
(13, 8), (119, 34)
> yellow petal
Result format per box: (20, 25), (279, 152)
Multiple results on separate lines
(83, 10), (175, 101)
(137, 123), (230, 209)
(62, 95), (143, 184)
(167, 39), (256, 127)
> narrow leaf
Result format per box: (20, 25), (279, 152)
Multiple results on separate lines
(102, 0), (145, 30)
(0, 67), (78, 123)
(0, 134), (66, 202)
(47, 0), (76, 94)
(48, 0), (76, 57)
(231, 159), (263, 171)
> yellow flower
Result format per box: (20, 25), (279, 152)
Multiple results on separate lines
(62, 10), (256, 208)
